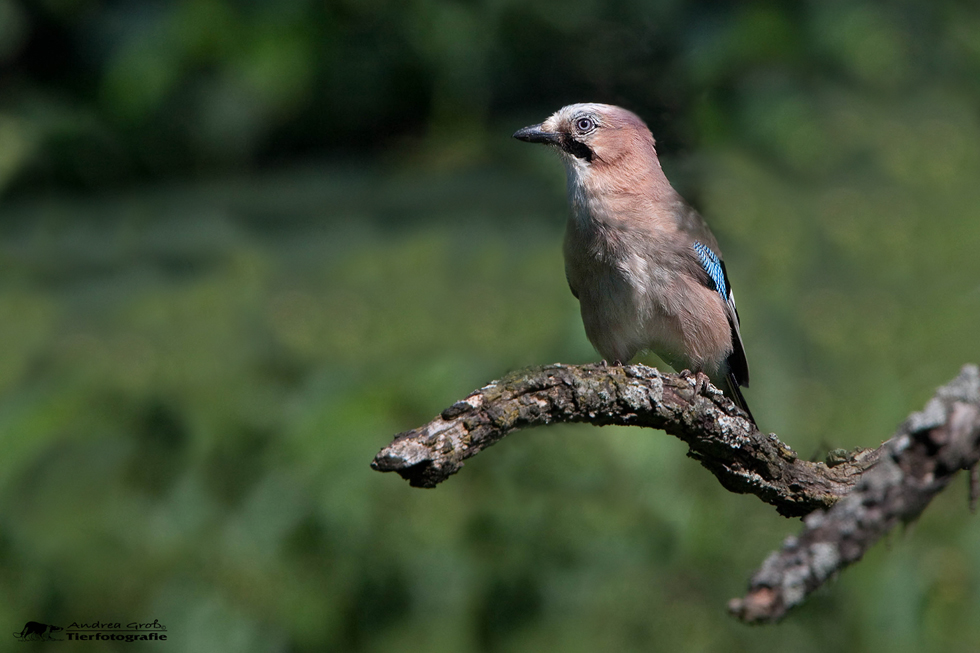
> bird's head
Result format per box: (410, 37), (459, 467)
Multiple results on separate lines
(512, 103), (656, 169)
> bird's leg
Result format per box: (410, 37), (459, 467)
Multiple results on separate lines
(693, 371), (711, 396)
(680, 369), (709, 396)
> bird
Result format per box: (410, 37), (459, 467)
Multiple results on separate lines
(513, 103), (755, 424)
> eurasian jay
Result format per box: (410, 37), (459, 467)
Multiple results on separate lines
(514, 103), (755, 423)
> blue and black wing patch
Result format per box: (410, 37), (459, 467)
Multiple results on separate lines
(692, 240), (754, 424)
(692, 241), (727, 299)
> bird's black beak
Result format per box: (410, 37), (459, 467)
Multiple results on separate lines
(513, 123), (558, 145)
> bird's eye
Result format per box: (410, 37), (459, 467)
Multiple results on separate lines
(575, 117), (595, 133)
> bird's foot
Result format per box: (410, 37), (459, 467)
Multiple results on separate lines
(681, 369), (709, 395)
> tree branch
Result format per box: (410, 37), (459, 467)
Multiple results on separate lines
(729, 364), (980, 623)
(371, 363), (980, 622)
(372, 364), (878, 516)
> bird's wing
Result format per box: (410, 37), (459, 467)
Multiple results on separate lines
(675, 202), (721, 252)
(690, 241), (750, 388)
(718, 258), (750, 388)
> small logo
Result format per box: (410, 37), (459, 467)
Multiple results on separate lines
(13, 619), (168, 643)
(13, 622), (64, 642)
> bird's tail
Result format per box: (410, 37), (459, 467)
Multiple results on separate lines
(723, 371), (756, 427)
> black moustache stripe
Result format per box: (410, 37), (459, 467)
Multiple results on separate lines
(562, 135), (594, 162)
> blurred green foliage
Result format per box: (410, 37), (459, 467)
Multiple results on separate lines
(1, 0), (980, 651)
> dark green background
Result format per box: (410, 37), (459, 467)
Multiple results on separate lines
(1, 0), (979, 650)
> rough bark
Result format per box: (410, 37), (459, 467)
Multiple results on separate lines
(372, 363), (879, 516)
(728, 364), (980, 623)
(371, 362), (980, 623)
